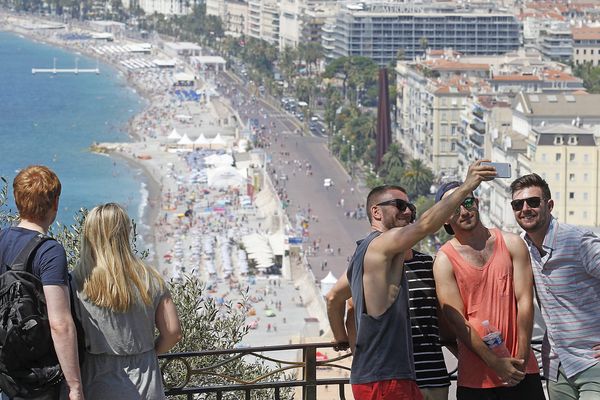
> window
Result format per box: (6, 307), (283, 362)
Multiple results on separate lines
(554, 136), (563, 145)
(556, 153), (562, 161)
(569, 153), (575, 161)
(569, 173), (575, 182)
(584, 173), (589, 182)
(555, 192), (560, 200)
(569, 211), (575, 216)
(569, 192), (575, 200)
(541, 154), (547, 162)
(584, 192), (589, 201)
(584, 154), (589, 163)
(555, 173), (560, 181)
(584, 211), (588, 219)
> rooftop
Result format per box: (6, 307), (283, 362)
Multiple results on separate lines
(572, 27), (600, 40)
(515, 92), (600, 117)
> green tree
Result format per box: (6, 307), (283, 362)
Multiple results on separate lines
(378, 143), (405, 184)
(0, 179), (291, 400)
(402, 159), (434, 197)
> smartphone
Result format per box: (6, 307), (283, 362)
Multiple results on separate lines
(482, 162), (511, 178)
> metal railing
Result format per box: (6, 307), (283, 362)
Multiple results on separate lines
(159, 340), (544, 399)
(159, 342), (352, 399)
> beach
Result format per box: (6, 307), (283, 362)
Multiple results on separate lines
(0, 10), (335, 354)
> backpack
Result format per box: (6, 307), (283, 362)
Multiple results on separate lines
(0, 232), (63, 398)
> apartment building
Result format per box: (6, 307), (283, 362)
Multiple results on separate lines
(207, 0), (248, 37)
(396, 62), (472, 179)
(572, 27), (600, 66)
(137, 0), (194, 15)
(248, 0), (279, 44)
(539, 22), (573, 61)
(512, 92), (600, 137)
(323, 2), (520, 66)
(529, 124), (599, 226)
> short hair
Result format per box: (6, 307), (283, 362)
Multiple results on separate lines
(510, 173), (551, 200)
(13, 165), (62, 221)
(366, 185), (407, 223)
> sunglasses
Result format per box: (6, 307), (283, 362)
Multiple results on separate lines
(376, 198), (412, 213)
(510, 196), (542, 211)
(455, 197), (476, 214)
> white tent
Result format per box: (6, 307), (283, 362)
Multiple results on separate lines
(168, 128), (182, 140)
(204, 153), (234, 167)
(210, 133), (227, 148)
(207, 166), (245, 189)
(194, 133), (210, 146)
(320, 271), (337, 297)
(177, 133), (194, 145)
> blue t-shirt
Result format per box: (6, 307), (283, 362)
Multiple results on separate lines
(0, 227), (68, 286)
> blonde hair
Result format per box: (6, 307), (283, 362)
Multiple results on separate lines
(74, 203), (164, 312)
(13, 165), (61, 221)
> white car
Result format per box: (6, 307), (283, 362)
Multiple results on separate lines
(323, 178), (333, 188)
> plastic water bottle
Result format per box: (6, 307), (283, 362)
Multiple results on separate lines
(482, 320), (511, 358)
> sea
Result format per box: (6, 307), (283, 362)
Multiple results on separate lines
(0, 30), (150, 234)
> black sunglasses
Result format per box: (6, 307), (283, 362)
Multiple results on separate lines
(454, 197), (476, 214)
(510, 196), (542, 211)
(376, 198), (411, 213)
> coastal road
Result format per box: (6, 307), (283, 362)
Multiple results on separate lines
(216, 71), (371, 281)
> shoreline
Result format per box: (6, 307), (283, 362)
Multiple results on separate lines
(1, 11), (168, 258)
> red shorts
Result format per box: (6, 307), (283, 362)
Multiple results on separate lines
(352, 379), (423, 400)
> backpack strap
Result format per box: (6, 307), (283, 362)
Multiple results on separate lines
(10, 233), (52, 273)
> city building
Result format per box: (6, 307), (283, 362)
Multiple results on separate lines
(323, 2), (520, 66)
(137, 0), (194, 15)
(247, 0), (279, 44)
(539, 21), (572, 61)
(396, 61), (472, 179)
(207, 0), (248, 37)
(572, 26), (600, 66)
(528, 124), (599, 226)
(512, 92), (600, 137)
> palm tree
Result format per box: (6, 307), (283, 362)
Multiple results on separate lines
(378, 143), (405, 185)
(402, 159), (434, 197)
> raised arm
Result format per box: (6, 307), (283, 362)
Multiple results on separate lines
(506, 232), (535, 369)
(371, 161), (496, 259)
(44, 285), (84, 400)
(155, 291), (182, 354)
(325, 271), (352, 351)
(433, 252), (525, 385)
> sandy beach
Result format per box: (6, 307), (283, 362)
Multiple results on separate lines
(0, 10), (334, 350)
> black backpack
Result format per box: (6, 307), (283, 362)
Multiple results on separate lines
(0, 232), (63, 398)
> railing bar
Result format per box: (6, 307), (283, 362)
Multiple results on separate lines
(339, 383), (346, 400)
(217, 390), (222, 400)
(275, 386), (281, 400)
(245, 388), (251, 400)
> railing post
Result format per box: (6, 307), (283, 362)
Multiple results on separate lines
(303, 344), (317, 400)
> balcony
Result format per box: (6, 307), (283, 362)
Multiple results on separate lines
(469, 121), (485, 135)
(469, 132), (485, 147)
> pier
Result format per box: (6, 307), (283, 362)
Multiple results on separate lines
(32, 58), (100, 75)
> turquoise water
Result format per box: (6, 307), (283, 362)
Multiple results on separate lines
(0, 30), (147, 228)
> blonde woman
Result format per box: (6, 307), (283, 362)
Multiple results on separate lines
(71, 203), (181, 400)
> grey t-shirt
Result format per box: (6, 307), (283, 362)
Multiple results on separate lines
(72, 274), (166, 355)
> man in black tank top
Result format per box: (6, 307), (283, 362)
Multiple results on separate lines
(325, 162), (495, 400)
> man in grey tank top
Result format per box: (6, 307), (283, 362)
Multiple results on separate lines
(326, 161), (496, 400)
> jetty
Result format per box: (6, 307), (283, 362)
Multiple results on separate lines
(32, 58), (100, 75)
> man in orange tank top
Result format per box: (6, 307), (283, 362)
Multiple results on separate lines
(432, 182), (546, 400)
